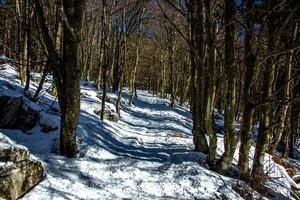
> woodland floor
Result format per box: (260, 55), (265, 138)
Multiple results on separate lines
(0, 63), (297, 200)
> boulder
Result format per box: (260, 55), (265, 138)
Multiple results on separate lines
(18, 104), (39, 132)
(0, 96), (22, 128)
(94, 109), (118, 122)
(105, 111), (118, 122)
(0, 141), (44, 200)
(0, 160), (44, 200)
(0, 144), (30, 163)
(0, 96), (39, 132)
(96, 94), (112, 103)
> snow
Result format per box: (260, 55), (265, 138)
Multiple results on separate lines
(0, 55), (11, 62)
(39, 111), (59, 129)
(0, 63), (298, 199)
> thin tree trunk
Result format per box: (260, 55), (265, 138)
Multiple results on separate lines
(216, 0), (237, 175)
(204, 0), (217, 167)
(24, 7), (32, 93)
(252, 0), (276, 175)
(270, 24), (297, 155)
(129, 8), (144, 106)
(188, 0), (209, 153)
(100, 0), (114, 120)
(116, 4), (127, 116)
(238, 0), (257, 175)
(33, 61), (48, 101)
(116, 75), (123, 117)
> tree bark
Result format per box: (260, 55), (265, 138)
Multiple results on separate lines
(216, 0), (237, 175)
(58, 0), (85, 157)
(204, 0), (217, 167)
(129, 7), (144, 106)
(252, 0), (277, 175)
(238, 0), (257, 175)
(188, 0), (209, 153)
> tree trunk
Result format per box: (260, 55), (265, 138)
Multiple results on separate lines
(204, 0), (217, 167)
(59, 0), (85, 157)
(270, 23), (297, 155)
(116, 75), (123, 117)
(169, 33), (175, 107)
(160, 51), (167, 98)
(24, 11), (31, 93)
(129, 9), (143, 106)
(216, 0), (237, 175)
(100, 0), (114, 120)
(252, 0), (276, 175)
(188, 0), (209, 153)
(33, 61), (48, 101)
(116, 5), (127, 116)
(238, 0), (257, 175)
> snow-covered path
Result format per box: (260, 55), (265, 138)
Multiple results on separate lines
(0, 81), (241, 199)
(0, 64), (244, 199)
(0, 64), (295, 199)
(0, 60), (296, 200)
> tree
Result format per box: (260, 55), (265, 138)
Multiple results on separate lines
(33, 0), (85, 157)
(188, 0), (209, 153)
(238, 0), (257, 175)
(216, 0), (237, 175)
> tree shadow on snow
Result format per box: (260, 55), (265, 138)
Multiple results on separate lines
(78, 110), (203, 166)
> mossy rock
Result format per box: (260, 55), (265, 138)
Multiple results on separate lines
(0, 159), (44, 200)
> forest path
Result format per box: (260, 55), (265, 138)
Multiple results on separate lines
(0, 63), (290, 200)
(78, 89), (197, 164)
(21, 87), (230, 200)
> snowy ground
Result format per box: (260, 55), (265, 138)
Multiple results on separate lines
(0, 63), (298, 199)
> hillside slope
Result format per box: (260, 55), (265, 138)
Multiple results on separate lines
(0, 63), (297, 199)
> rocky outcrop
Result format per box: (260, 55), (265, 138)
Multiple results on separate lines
(0, 96), (39, 132)
(96, 94), (112, 103)
(94, 109), (118, 122)
(0, 141), (44, 200)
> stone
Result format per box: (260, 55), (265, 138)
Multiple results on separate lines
(0, 145), (30, 163)
(0, 96), (22, 128)
(0, 162), (16, 177)
(0, 159), (44, 200)
(0, 140), (44, 200)
(94, 109), (118, 122)
(0, 96), (39, 132)
(96, 94), (112, 103)
(18, 104), (39, 132)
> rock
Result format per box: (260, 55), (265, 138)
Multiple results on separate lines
(18, 104), (39, 132)
(169, 132), (186, 138)
(0, 96), (39, 132)
(0, 96), (22, 128)
(94, 109), (118, 122)
(105, 111), (118, 122)
(0, 162), (16, 177)
(96, 94), (112, 103)
(0, 139), (44, 200)
(0, 159), (44, 200)
(0, 144), (30, 163)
